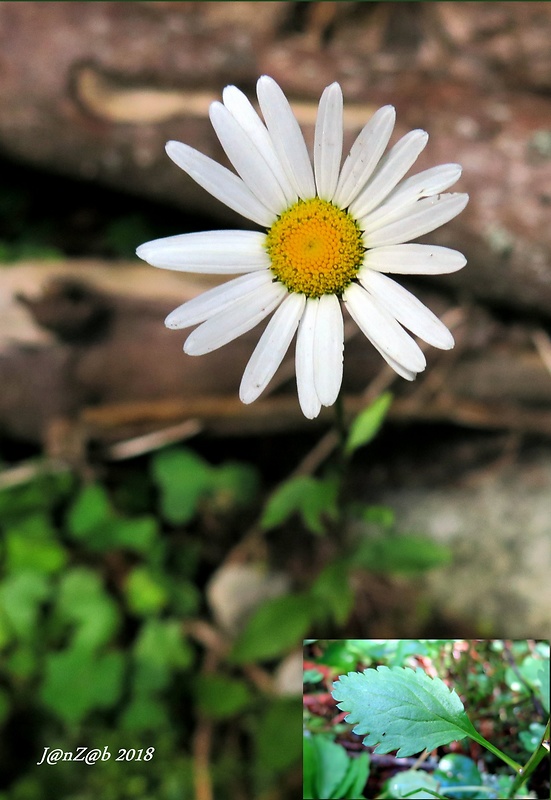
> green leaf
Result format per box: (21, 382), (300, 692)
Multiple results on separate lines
(345, 393), (393, 456)
(66, 484), (158, 553)
(40, 646), (125, 724)
(353, 534), (452, 575)
(0, 573), (51, 640)
(304, 668), (325, 685)
(340, 751), (370, 799)
(536, 659), (550, 713)
(303, 735), (369, 799)
(56, 568), (120, 651)
(316, 641), (359, 674)
(6, 643), (37, 680)
(0, 466), (73, 523)
(66, 483), (112, 538)
(208, 461), (259, 512)
(358, 505), (395, 528)
(519, 722), (547, 753)
(4, 513), (67, 574)
(230, 593), (313, 663)
(309, 560), (355, 626)
(124, 567), (169, 616)
(151, 447), (212, 524)
(385, 769), (442, 799)
(108, 515), (158, 554)
(255, 700), (301, 776)
(306, 735), (350, 799)
(120, 695), (168, 732)
(332, 666), (478, 757)
(433, 754), (482, 799)
(132, 618), (193, 694)
(518, 655), (550, 700)
(303, 735), (317, 800)
(195, 674), (253, 719)
(260, 475), (339, 535)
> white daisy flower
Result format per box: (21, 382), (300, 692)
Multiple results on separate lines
(137, 76), (468, 419)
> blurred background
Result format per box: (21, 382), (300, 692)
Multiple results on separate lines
(0, 2), (550, 798)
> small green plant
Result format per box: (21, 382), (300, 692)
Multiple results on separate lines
(332, 660), (550, 799)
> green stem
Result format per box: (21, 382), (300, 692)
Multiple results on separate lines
(467, 730), (523, 773)
(507, 718), (550, 799)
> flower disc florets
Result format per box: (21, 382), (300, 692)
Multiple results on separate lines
(266, 198), (364, 298)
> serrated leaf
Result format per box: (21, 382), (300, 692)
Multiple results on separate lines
(345, 393), (393, 455)
(332, 666), (478, 757)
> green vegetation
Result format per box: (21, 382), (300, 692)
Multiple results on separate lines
(0, 389), (459, 798)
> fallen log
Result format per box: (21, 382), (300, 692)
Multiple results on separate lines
(0, 3), (550, 316)
(1, 259), (550, 454)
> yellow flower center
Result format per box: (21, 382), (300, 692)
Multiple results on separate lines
(265, 198), (364, 298)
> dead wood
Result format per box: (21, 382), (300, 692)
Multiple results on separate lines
(2, 259), (551, 454)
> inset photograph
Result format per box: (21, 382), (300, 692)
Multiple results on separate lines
(303, 639), (550, 799)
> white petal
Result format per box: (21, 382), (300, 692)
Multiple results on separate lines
(368, 341), (418, 381)
(333, 105), (396, 210)
(165, 140), (275, 227)
(364, 193), (469, 248)
(295, 299), (322, 419)
(222, 85), (297, 205)
(343, 283), (426, 373)
(313, 294), (344, 406)
(349, 130), (429, 219)
(240, 292), (306, 403)
(209, 101), (289, 214)
(361, 164), (462, 233)
(314, 83), (343, 201)
(165, 271), (272, 329)
(359, 270), (454, 349)
(136, 230), (270, 273)
(256, 76), (316, 200)
(184, 281), (287, 355)
(364, 244), (467, 275)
